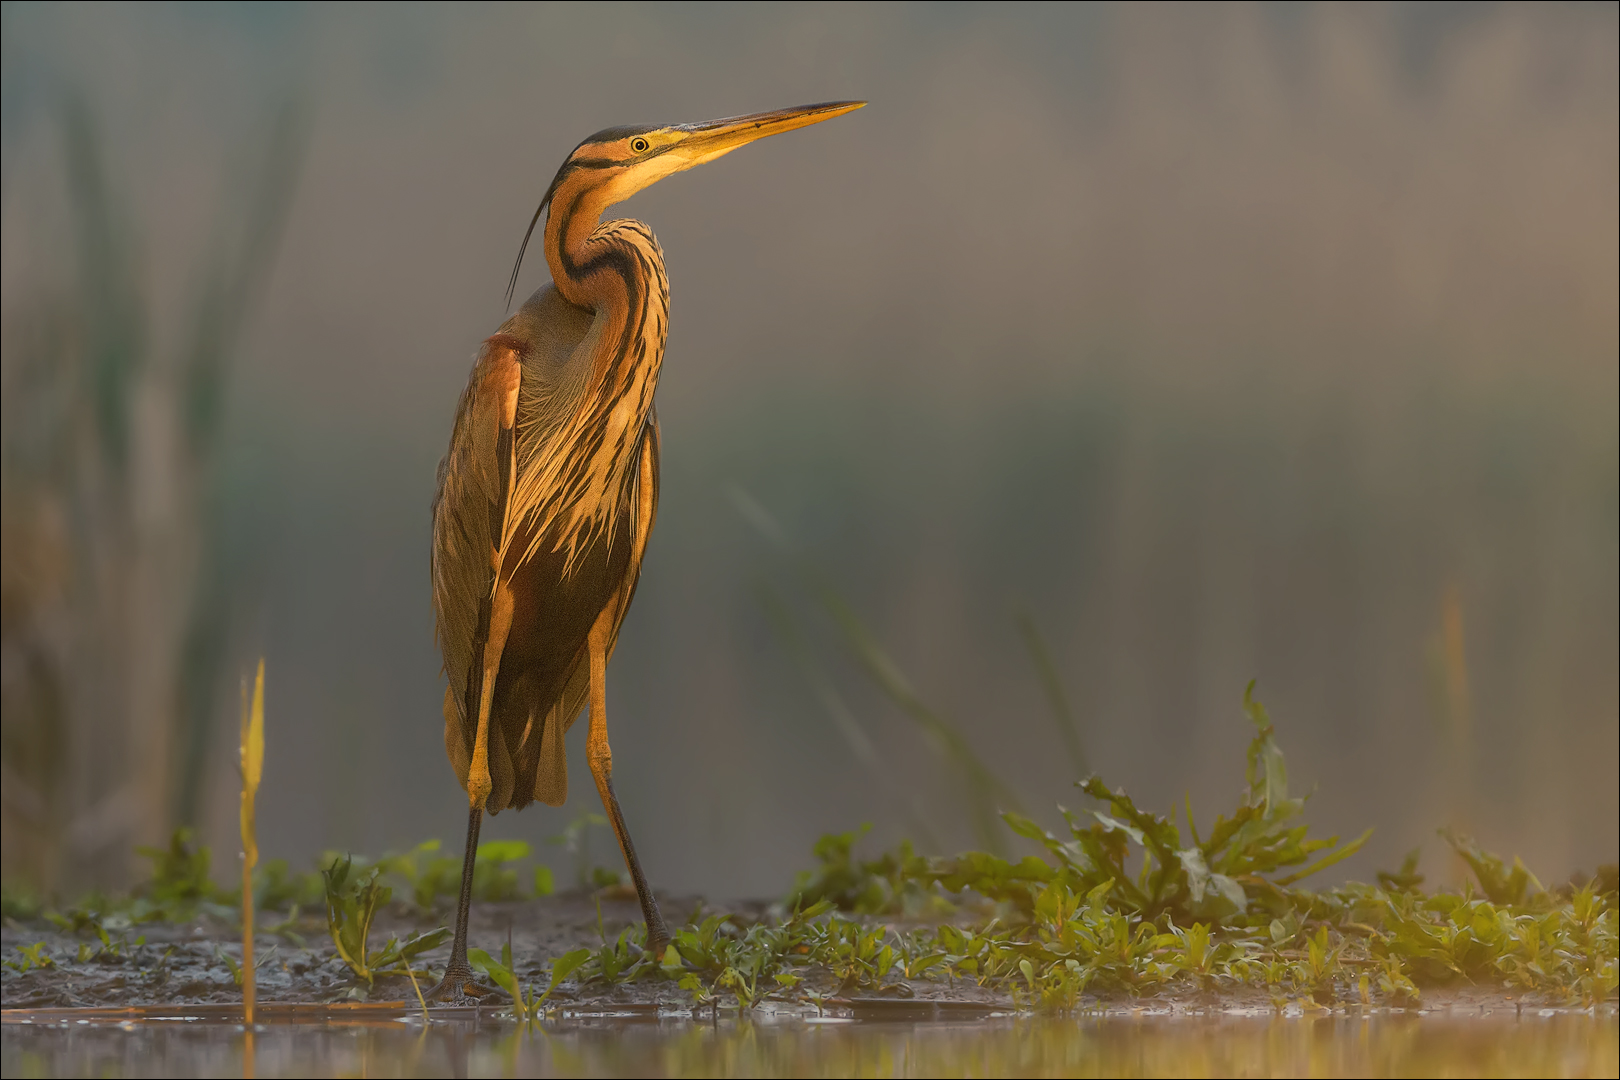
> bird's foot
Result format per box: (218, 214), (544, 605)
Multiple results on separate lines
(645, 921), (673, 962)
(424, 963), (495, 1004)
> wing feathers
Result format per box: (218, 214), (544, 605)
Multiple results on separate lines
(432, 336), (524, 790)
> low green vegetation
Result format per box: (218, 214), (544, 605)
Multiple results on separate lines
(0, 814), (619, 989)
(1, 822), (599, 928)
(538, 686), (1613, 1014)
(4, 688), (1614, 1014)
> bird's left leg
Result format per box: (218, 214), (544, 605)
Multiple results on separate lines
(425, 803), (491, 1001)
(427, 580), (515, 1001)
(585, 604), (671, 957)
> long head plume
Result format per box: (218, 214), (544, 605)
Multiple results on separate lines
(505, 101), (865, 309)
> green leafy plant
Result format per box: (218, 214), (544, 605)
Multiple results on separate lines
(320, 856), (448, 986)
(132, 828), (234, 920)
(1377, 848), (1426, 893)
(788, 826), (941, 916)
(4, 942), (55, 973)
(216, 944), (276, 987)
(1440, 829), (1543, 906)
(1001, 683), (1367, 926)
(469, 941), (594, 1020)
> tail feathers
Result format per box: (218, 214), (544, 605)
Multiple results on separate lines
(445, 655), (590, 811)
(535, 707), (568, 807)
(488, 709), (516, 813)
(533, 659), (589, 807)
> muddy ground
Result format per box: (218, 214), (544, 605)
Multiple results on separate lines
(0, 891), (1591, 1015)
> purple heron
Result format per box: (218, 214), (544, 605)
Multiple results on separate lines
(429, 101), (865, 998)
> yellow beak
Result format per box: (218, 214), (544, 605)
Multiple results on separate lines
(677, 101), (866, 165)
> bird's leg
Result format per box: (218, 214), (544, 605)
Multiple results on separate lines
(427, 583), (514, 1002)
(585, 607), (671, 957)
(467, 582), (515, 810)
(424, 804), (493, 1001)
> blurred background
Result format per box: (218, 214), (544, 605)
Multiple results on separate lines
(2, 3), (1615, 899)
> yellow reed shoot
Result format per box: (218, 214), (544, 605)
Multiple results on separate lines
(240, 660), (265, 1027)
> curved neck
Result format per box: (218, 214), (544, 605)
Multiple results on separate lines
(541, 169), (668, 392)
(544, 171), (628, 312)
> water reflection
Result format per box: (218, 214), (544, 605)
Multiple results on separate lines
(4, 1011), (1616, 1079)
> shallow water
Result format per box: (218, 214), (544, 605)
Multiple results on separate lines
(3, 1005), (1615, 1078)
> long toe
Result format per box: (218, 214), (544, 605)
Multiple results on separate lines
(425, 966), (495, 1004)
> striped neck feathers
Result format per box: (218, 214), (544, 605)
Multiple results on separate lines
(503, 177), (668, 573)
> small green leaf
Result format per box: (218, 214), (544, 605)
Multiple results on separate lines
(469, 948), (521, 1003)
(537, 947), (591, 1006)
(1001, 812), (1050, 843)
(217, 948), (243, 986)
(1274, 828), (1373, 886)
(476, 840), (532, 864)
(1089, 811), (1145, 847)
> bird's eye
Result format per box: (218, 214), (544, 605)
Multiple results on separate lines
(631, 137), (650, 154)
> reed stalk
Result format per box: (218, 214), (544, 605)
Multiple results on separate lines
(239, 661), (264, 1025)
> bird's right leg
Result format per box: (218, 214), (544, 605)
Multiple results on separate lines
(427, 581), (514, 1001)
(585, 605), (671, 958)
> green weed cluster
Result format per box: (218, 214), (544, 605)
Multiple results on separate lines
(532, 690), (1611, 1014)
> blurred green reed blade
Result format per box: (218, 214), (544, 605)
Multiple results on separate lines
(1014, 609), (1087, 780)
(177, 98), (309, 461)
(62, 93), (145, 478)
(811, 586), (1025, 819)
(729, 485), (1021, 853)
(757, 582), (880, 771)
(173, 98), (310, 829)
(756, 581), (941, 853)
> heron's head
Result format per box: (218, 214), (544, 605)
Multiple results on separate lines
(553, 100), (866, 211)
(509, 101), (864, 304)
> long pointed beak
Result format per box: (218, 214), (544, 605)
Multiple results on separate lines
(679, 101), (866, 161)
